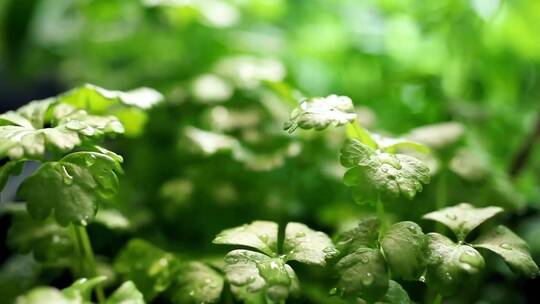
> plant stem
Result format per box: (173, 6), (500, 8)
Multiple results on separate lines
(347, 121), (376, 148)
(72, 225), (106, 303)
(435, 169), (447, 233)
(433, 293), (443, 304)
(376, 195), (388, 235)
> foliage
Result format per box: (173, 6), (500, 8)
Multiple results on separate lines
(1, 1), (540, 303)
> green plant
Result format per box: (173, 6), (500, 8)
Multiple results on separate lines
(3, 90), (538, 304)
(0, 84), (162, 303)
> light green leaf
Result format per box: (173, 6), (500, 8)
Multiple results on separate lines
(7, 207), (73, 262)
(59, 84), (163, 137)
(406, 122), (464, 150)
(376, 280), (412, 304)
(0, 101), (123, 160)
(371, 133), (430, 154)
(283, 222), (338, 266)
(114, 239), (180, 301)
(18, 152), (123, 226)
(170, 262), (224, 304)
(335, 217), (380, 254)
(284, 95), (357, 133)
(213, 221), (278, 256)
(473, 225), (539, 278)
(380, 221), (427, 280)
(423, 203), (503, 241)
(0, 99), (55, 129)
(224, 250), (298, 302)
(15, 287), (71, 304)
(425, 233), (484, 296)
(105, 281), (145, 304)
(335, 247), (389, 301)
(62, 276), (107, 303)
(341, 139), (430, 202)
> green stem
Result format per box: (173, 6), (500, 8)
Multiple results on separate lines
(435, 169), (447, 233)
(347, 121), (377, 148)
(376, 195), (388, 235)
(433, 293), (443, 304)
(73, 225), (106, 303)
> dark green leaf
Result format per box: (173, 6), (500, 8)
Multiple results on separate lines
(335, 217), (380, 254)
(283, 222), (338, 266)
(335, 247), (389, 301)
(341, 139), (430, 202)
(7, 208), (73, 262)
(18, 152), (123, 226)
(213, 221), (278, 256)
(376, 280), (412, 304)
(114, 239), (180, 301)
(224, 250), (299, 302)
(170, 261), (224, 304)
(425, 233), (484, 296)
(423, 203), (503, 241)
(380, 221), (427, 280)
(473, 225), (539, 278)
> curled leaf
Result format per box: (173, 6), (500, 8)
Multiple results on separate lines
(284, 95), (357, 133)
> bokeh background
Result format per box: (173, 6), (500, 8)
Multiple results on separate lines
(1, 0), (540, 303)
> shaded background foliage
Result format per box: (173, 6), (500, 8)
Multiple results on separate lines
(1, 0), (540, 303)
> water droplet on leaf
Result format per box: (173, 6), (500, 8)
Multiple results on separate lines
(362, 273), (374, 286)
(445, 214), (457, 220)
(500, 243), (512, 250)
(61, 166), (73, 185)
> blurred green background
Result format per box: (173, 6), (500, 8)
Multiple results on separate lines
(1, 0), (540, 303)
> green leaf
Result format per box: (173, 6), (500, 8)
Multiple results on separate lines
(60, 83), (163, 112)
(59, 84), (163, 137)
(376, 280), (412, 304)
(335, 217), (380, 254)
(224, 250), (299, 302)
(425, 233), (485, 296)
(7, 207), (73, 262)
(472, 225), (539, 278)
(283, 222), (338, 266)
(213, 221), (278, 256)
(380, 221), (427, 280)
(62, 276), (107, 303)
(423, 203), (503, 241)
(283, 95), (357, 133)
(0, 101), (123, 160)
(105, 281), (145, 304)
(334, 247), (389, 301)
(15, 278), (143, 304)
(18, 151), (123, 226)
(15, 287), (71, 304)
(0, 255), (43, 304)
(170, 261), (224, 304)
(371, 133), (431, 154)
(0, 160), (24, 191)
(406, 122), (465, 150)
(341, 139), (430, 202)
(114, 239), (180, 301)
